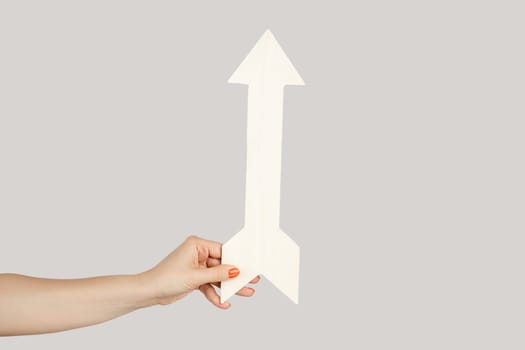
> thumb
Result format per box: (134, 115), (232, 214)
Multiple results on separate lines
(194, 265), (240, 286)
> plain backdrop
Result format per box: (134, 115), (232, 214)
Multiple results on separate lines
(1, 1), (524, 349)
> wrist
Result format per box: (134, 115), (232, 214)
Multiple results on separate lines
(131, 272), (159, 308)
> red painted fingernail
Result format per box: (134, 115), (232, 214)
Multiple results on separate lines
(228, 267), (240, 279)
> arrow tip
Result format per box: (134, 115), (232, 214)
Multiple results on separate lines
(228, 29), (305, 86)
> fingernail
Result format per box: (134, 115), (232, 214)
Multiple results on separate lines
(228, 267), (240, 279)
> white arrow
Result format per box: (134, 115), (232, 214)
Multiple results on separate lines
(221, 30), (304, 304)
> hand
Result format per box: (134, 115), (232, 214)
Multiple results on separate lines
(0, 235), (258, 335)
(143, 235), (260, 309)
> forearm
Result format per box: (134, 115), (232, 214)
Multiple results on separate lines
(0, 273), (156, 336)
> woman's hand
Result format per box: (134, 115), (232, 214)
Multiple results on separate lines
(0, 235), (257, 336)
(143, 235), (260, 309)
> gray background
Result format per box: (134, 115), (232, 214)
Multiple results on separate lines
(1, 1), (524, 349)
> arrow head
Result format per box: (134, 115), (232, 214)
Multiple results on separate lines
(228, 30), (305, 86)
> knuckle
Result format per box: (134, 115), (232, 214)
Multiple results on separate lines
(185, 235), (199, 243)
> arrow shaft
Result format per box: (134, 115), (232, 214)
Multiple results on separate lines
(244, 83), (285, 231)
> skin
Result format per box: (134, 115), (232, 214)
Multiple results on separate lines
(0, 235), (260, 336)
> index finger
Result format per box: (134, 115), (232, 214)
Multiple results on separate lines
(188, 236), (222, 259)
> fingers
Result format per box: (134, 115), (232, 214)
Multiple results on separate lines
(211, 282), (255, 297)
(199, 283), (230, 309)
(235, 286), (255, 297)
(186, 235), (222, 259)
(192, 236), (261, 284)
(207, 257), (221, 267)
